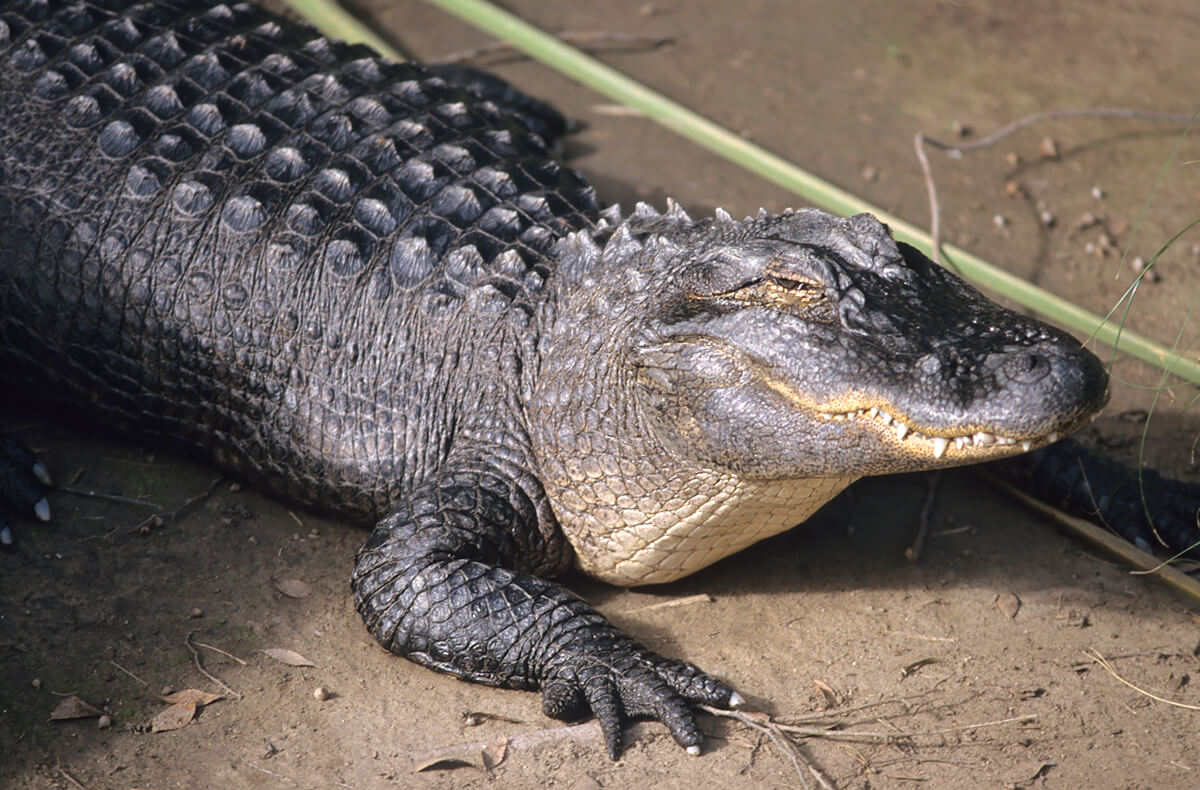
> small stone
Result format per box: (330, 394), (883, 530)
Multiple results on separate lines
(98, 715), (112, 729)
(860, 164), (878, 182)
(1130, 257), (1160, 282)
(1005, 151), (1020, 166)
(1038, 136), (1059, 159)
(160, 685), (174, 696)
(313, 686), (331, 701)
(1091, 186), (1104, 200)
(31, 678), (42, 690)
(229, 482), (241, 492)
(189, 607), (204, 619)
(951, 119), (971, 138)
(993, 214), (1008, 228)
(1039, 210), (1056, 228)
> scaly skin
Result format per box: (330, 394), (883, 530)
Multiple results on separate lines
(0, 0), (1194, 759)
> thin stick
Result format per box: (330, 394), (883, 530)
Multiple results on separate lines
(185, 632), (242, 700)
(194, 641), (249, 666)
(1086, 648), (1200, 711)
(913, 133), (941, 267)
(56, 486), (162, 509)
(905, 470), (942, 562)
(109, 660), (150, 687)
(921, 108), (1196, 154)
(57, 766), (87, 790)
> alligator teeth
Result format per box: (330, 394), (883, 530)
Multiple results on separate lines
(1021, 440), (1032, 452)
(931, 436), (949, 459)
(895, 422), (909, 440)
(974, 432), (995, 446)
(880, 412), (893, 425)
(1047, 432), (1059, 443)
(955, 436), (969, 450)
(868, 407), (879, 419)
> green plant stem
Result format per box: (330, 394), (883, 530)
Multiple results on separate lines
(282, 0), (404, 61)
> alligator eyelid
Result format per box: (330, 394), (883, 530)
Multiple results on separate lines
(768, 275), (817, 291)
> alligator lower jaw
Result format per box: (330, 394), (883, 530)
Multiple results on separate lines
(815, 407), (1081, 460)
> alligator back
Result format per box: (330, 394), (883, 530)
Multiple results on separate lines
(0, 0), (597, 516)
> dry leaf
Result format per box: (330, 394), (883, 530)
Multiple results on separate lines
(160, 688), (223, 706)
(273, 578), (312, 598)
(415, 757), (477, 773)
(481, 737), (508, 771)
(996, 591), (1021, 619)
(262, 648), (315, 667)
(50, 695), (103, 721)
(151, 700), (198, 732)
(812, 679), (838, 707)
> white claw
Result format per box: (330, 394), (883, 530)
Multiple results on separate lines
(895, 423), (909, 440)
(729, 691), (746, 708)
(1, 526), (12, 546)
(686, 744), (702, 756)
(32, 461), (53, 486)
(34, 498), (51, 522)
(931, 437), (949, 459)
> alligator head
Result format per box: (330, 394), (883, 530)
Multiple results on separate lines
(530, 204), (1109, 584)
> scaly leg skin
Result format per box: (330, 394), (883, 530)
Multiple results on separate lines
(0, 434), (53, 548)
(351, 465), (741, 759)
(989, 437), (1200, 561)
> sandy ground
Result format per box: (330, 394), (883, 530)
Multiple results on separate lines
(3, 1), (1200, 788)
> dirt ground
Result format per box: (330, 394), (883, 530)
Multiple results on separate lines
(3, 1), (1200, 788)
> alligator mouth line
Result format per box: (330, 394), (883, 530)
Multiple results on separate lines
(815, 407), (1062, 460)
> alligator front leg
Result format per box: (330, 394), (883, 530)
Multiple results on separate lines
(351, 467), (739, 758)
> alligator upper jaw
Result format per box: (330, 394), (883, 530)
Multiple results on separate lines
(814, 403), (1099, 463)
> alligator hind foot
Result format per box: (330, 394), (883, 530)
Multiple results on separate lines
(351, 464), (741, 758)
(0, 434), (53, 547)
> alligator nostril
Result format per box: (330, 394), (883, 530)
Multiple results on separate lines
(1004, 351), (1050, 384)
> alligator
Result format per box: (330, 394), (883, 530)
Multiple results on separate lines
(1, 0), (1197, 759)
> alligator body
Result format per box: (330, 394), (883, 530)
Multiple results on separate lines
(0, 0), (1194, 758)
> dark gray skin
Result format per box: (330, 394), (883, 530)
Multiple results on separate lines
(0, 0), (1195, 759)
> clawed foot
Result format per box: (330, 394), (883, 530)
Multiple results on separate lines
(539, 630), (743, 759)
(0, 434), (53, 547)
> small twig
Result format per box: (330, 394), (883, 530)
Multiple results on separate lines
(194, 641), (249, 666)
(1086, 648), (1200, 711)
(775, 713), (1037, 741)
(921, 108), (1196, 155)
(701, 706), (832, 789)
(109, 660), (150, 687)
(57, 765), (87, 790)
(905, 470), (943, 561)
(185, 631), (242, 700)
(242, 760), (289, 780)
(56, 486), (163, 510)
(780, 696), (914, 724)
(436, 31), (672, 65)
(622, 593), (713, 614)
(913, 132), (942, 268)
(127, 476), (223, 534)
